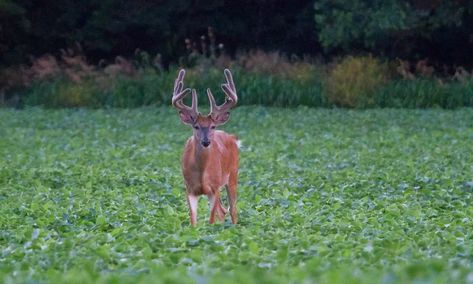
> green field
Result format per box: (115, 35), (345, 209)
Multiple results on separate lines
(1, 107), (473, 283)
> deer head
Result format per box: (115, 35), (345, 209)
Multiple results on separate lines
(172, 69), (238, 148)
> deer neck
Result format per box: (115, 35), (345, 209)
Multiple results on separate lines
(192, 138), (212, 170)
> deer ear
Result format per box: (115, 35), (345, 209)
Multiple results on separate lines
(179, 111), (196, 125)
(212, 112), (230, 125)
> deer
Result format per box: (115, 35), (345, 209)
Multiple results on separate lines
(172, 69), (239, 226)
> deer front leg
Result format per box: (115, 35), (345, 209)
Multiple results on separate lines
(187, 193), (199, 226)
(208, 193), (227, 224)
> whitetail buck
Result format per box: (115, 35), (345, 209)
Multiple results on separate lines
(172, 69), (239, 226)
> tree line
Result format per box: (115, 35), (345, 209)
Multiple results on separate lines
(1, 0), (472, 69)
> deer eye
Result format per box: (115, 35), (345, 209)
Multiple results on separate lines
(211, 126), (216, 129)
(194, 126), (199, 130)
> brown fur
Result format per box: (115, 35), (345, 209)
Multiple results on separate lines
(182, 125), (239, 225)
(172, 68), (239, 226)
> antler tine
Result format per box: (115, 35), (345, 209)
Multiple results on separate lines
(173, 69), (185, 94)
(208, 69), (238, 117)
(222, 69), (237, 103)
(172, 70), (189, 107)
(207, 88), (217, 114)
(172, 69), (199, 114)
(208, 69), (238, 118)
(191, 89), (198, 113)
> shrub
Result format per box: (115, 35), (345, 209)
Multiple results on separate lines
(325, 56), (390, 107)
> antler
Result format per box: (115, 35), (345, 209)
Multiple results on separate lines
(207, 69), (238, 118)
(172, 69), (199, 117)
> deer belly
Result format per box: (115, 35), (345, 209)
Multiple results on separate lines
(183, 175), (209, 195)
(184, 173), (226, 195)
(184, 181), (206, 195)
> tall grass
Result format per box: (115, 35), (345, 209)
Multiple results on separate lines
(372, 79), (473, 109)
(1, 50), (472, 109)
(10, 67), (325, 109)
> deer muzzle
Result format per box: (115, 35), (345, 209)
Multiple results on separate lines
(202, 140), (211, 147)
(200, 127), (211, 148)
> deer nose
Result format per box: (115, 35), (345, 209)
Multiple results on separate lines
(202, 140), (211, 147)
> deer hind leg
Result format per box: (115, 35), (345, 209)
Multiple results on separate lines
(208, 192), (227, 224)
(227, 175), (238, 224)
(187, 193), (199, 226)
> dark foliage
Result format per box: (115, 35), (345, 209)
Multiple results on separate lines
(315, 0), (473, 69)
(0, 0), (318, 67)
(1, 1), (473, 69)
